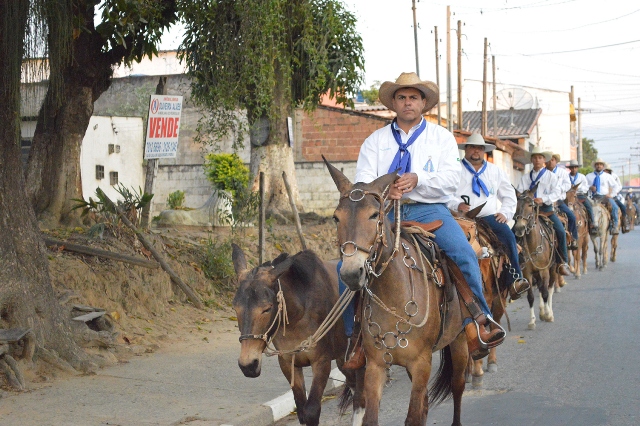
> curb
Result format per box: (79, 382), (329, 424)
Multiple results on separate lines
(222, 368), (346, 426)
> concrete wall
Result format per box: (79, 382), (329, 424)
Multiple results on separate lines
(295, 161), (357, 216)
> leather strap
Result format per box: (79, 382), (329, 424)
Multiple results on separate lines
(445, 254), (487, 324)
(401, 219), (444, 233)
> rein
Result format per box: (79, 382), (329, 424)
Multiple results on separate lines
(239, 279), (289, 346)
(515, 196), (555, 270)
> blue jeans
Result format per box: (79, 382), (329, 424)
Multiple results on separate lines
(557, 200), (578, 240)
(614, 197), (627, 218)
(577, 194), (595, 225)
(539, 204), (568, 263)
(598, 197), (619, 228)
(482, 214), (523, 285)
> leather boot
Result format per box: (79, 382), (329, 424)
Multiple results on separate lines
(509, 277), (531, 301)
(558, 263), (571, 276)
(465, 320), (505, 351)
(343, 335), (365, 370)
(465, 322), (489, 361)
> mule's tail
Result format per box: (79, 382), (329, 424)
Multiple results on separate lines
(337, 385), (354, 415)
(428, 346), (453, 406)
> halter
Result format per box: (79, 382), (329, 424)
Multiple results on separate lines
(514, 193), (538, 235)
(514, 193), (555, 269)
(238, 279), (288, 347)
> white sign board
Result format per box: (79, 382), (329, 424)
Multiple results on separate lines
(144, 95), (183, 159)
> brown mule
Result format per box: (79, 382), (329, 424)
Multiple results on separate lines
(324, 157), (469, 426)
(513, 184), (558, 330)
(565, 185), (590, 279)
(231, 246), (365, 426)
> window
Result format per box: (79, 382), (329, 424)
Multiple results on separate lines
(108, 144), (114, 154)
(96, 165), (104, 180)
(109, 171), (118, 186)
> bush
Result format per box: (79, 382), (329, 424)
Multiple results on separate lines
(203, 153), (249, 196)
(200, 236), (236, 292)
(167, 190), (186, 210)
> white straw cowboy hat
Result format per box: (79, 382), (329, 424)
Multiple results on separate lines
(593, 158), (606, 167)
(522, 146), (552, 164)
(378, 72), (440, 113)
(568, 159), (582, 167)
(604, 163), (612, 171)
(458, 133), (496, 152)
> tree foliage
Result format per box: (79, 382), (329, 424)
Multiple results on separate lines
(361, 80), (381, 105)
(178, 0), (365, 145)
(579, 137), (598, 174)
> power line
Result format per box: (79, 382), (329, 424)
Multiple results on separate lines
(522, 39), (640, 56)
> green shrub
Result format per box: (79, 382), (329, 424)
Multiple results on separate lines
(167, 190), (186, 210)
(203, 153), (249, 196)
(201, 236), (236, 292)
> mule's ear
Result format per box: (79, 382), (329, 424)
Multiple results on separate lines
(323, 155), (352, 193)
(528, 181), (539, 196)
(513, 185), (521, 197)
(466, 203), (486, 219)
(371, 171), (399, 197)
(571, 183), (580, 191)
(232, 243), (248, 276)
(268, 255), (295, 282)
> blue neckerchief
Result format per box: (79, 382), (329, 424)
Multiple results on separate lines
(529, 168), (546, 197)
(387, 118), (426, 174)
(594, 171), (602, 193)
(462, 159), (489, 197)
(552, 166), (558, 173)
(570, 173), (578, 185)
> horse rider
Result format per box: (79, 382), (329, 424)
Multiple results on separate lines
(567, 159), (597, 233)
(345, 72), (504, 363)
(586, 159), (621, 234)
(604, 163), (629, 233)
(516, 148), (572, 276)
(547, 153), (578, 250)
(448, 133), (531, 300)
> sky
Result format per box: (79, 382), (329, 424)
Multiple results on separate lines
(160, 0), (640, 177)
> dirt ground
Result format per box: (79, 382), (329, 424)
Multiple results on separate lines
(8, 215), (339, 391)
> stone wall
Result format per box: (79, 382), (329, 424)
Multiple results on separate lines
(295, 161), (357, 216)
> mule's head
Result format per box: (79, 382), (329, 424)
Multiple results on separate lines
(231, 244), (293, 378)
(513, 184), (537, 238)
(323, 156), (397, 291)
(565, 184), (579, 204)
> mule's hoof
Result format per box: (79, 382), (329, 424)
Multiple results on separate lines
(556, 287), (562, 293)
(575, 275), (580, 280)
(465, 374), (472, 384)
(486, 363), (498, 373)
(528, 323), (536, 330)
(472, 374), (483, 389)
(546, 316), (554, 323)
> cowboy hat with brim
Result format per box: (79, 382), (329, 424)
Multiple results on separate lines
(593, 158), (606, 167)
(458, 133), (496, 152)
(604, 163), (612, 171)
(378, 72), (439, 113)
(568, 159), (582, 167)
(522, 146), (552, 164)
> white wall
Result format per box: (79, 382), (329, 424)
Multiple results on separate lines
(80, 116), (145, 203)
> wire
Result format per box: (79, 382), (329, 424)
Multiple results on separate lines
(522, 39), (640, 56)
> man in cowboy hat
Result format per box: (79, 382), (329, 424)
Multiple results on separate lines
(547, 153), (578, 250)
(587, 159), (621, 234)
(516, 148), (571, 276)
(352, 72), (504, 361)
(567, 159), (597, 232)
(449, 133), (530, 300)
(604, 164), (629, 233)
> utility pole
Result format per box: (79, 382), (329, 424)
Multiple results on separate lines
(434, 26), (441, 126)
(457, 20), (462, 130)
(481, 38), (488, 137)
(577, 97), (583, 165)
(492, 55), (497, 137)
(412, 0), (420, 76)
(446, 5), (452, 131)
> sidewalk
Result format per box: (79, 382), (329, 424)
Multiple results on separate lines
(0, 327), (344, 426)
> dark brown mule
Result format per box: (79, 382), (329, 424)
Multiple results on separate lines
(453, 207), (511, 389)
(565, 185), (589, 279)
(325, 160), (469, 426)
(231, 245), (364, 426)
(513, 184), (557, 330)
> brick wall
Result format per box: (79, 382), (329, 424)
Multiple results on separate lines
(299, 106), (390, 162)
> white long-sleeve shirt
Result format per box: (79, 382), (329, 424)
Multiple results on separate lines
(517, 167), (560, 206)
(355, 119), (461, 204)
(610, 172), (622, 196)
(551, 166), (572, 197)
(586, 171), (616, 196)
(449, 159), (517, 220)
(569, 172), (589, 194)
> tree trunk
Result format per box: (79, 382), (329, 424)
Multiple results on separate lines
(0, 0), (86, 368)
(249, 65), (303, 221)
(25, 2), (113, 228)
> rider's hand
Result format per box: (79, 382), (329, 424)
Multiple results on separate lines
(589, 185), (596, 193)
(391, 173), (418, 199)
(458, 203), (470, 213)
(495, 213), (508, 223)
(534, 198), (543, 205)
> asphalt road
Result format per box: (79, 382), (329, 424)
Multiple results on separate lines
(276, 229), (640, 426)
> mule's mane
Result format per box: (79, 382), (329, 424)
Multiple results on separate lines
(250, 250), (330, 292)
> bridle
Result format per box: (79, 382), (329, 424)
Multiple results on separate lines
(337, 187), (400, 279)
(514, 193), (538, 235)
(238, 278), (288, 350)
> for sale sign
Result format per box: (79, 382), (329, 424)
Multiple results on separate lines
(144, 95), (183, 159)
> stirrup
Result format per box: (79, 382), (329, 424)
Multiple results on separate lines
(512, 277), (530, 295)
